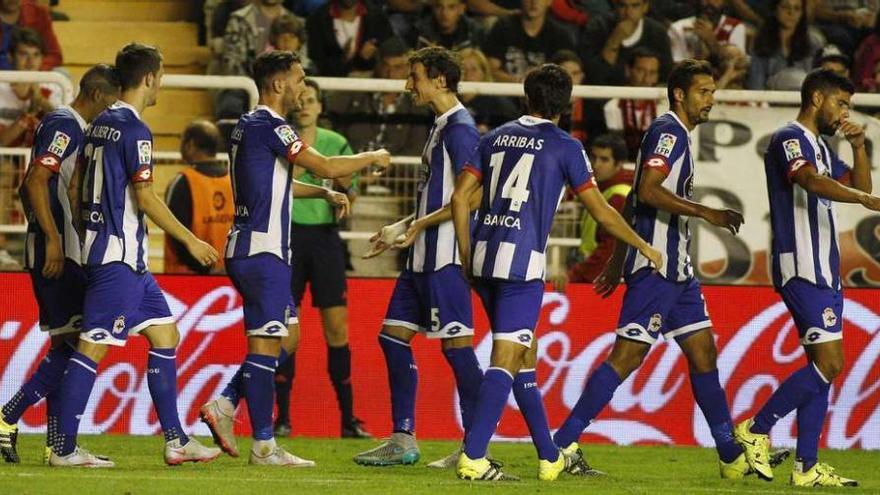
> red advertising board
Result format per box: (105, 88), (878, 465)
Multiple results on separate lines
(0, 273), (877, 449)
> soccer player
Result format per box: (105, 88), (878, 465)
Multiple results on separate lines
(451, 64), (663, 481)
(550, 59), (751, 479)
(352, 46), (484, 468)
(734, 69), (877, 487)
(48, 43), (222, 468)
(199, 50), (390, 466)
(0, 64), (119, 464)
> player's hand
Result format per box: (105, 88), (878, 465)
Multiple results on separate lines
(858, 193), (880, 212)
(392, 219), (423, 249)
(702, 208), (744, 235)
(325, 190), (351, 220)
(369, 149), (392, 175)
(640, 244), (665, 273)
(692, 18), (716, 43)
(840, 119), (866, 149)
(363, 219), (408, 259)
(42, 236), (64, 279)
(187, 238), (219, 267)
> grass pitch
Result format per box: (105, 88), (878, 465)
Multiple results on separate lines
(1, 434), (878, 494)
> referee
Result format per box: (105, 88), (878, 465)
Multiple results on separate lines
(274, 79), (371, 439)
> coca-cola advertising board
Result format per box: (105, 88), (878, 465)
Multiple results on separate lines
(0, 273), (877, 450)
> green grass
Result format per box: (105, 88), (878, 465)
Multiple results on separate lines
(1, 435), (878, 494)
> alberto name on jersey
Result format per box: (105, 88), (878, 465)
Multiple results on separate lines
(407, 103), (479, 273)
(624, 111), (694, 282)
(464, 115), (596, 281)
(765, 121), (850, 290)
(226, 105), (308, 264)
(80, 101), (155, 273)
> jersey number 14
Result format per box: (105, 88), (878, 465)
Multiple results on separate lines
(488, 151), (533, 213)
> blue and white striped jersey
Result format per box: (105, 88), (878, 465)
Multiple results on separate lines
(23, 106), (86, 270)
(80, 101), (154, 273)
(765, 121), (849, 290)
(624, 111), (694, 281)
(407, 103), (479, 273)
(465, 115), (596, 281)
(225, 105), (308, 264)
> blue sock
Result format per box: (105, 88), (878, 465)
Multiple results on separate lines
(442, 347), (483, 433)
(56, 352), (98, 456)
(45, 344), (74, 450)
(796, 375), (831, 471)
(553, 362), (621, 448)
(379, 334), (418, 433)
(752, 363), (826, 434)
(513, 369), (557, 462)
(463, 368), (514, 459)
(1, 345), (73, 424)
(147, 348), (189, 444)
(221, 349), (288, 409)
(690, 369), (743, 463)
(242, 353), (277, 441)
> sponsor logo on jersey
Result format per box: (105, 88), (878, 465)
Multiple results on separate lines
(137, 140), (152, 165)
(39, 155), (60, 170)
(47, 131), (71, 157)
(646, 157), (667, 169)
(137, 167), (152, 181)
(790, 158), (809, 174)
(822, 307), (837, 328)
(274, 125), (298, 146)
(655, 133), (677, 158)
(783, 139), (803, 161)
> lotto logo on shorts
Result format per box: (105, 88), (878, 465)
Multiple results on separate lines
(822, 307), (837, 328)
(518, 334), (532, 343)
(265, 324), (283, 335)
(89, 331), (107, 341)
(626, 328), (643, 338)
(807, 331), (821, 342)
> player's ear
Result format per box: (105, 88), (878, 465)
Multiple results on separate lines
(673, 87), (685, 105)
(437, 74), (447, 91)
(811, 90), (824, 110)
(272, 76), (284, 96)
(144, 71), (155, 90)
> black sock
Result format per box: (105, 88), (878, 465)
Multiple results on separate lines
(274, 352), (295, 425)
(328, 344), (354, 423)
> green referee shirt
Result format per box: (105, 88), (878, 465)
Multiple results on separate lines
(292, 127), (356, 225)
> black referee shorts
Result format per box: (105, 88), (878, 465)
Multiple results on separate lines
(290, 223), (348, 309)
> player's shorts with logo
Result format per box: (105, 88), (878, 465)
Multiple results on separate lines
(777, 278), (843, 345)
(473, 278), (544, 348)
(29, 259), (86, 336)
(383, 265), (473, 339)
(80, 263), (175, 346)
(617, 269), (712, 345)
(290, 224), (347, 309)
(227, 253), (297, 337)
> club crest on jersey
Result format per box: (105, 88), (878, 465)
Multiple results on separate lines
(654, 133), (677, 158)
(783, 139), (803, 161)
(137, 140), (152, 165)
(47, 131), (70, 156)
(112, 315), (126, 333)
(274, 125), (298, 145)
(822, 307), (837, 328)
(648, 313), (663, 332)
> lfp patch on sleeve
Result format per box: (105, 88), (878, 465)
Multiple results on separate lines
(137, 140), (152, 165)
(47, 131), (71, 156)
(274, 125), (299, 145)
(783, 139), (803, 161)
(654, 133), (677, 158)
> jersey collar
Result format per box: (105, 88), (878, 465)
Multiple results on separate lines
(62, 105), (87, 130)
(517, 115), (552, 126)
(664, 110), (689, 133)
(791, 120), (817, 140)
(110, 100), (141, 120)
(254, 104), (284, 120)
(434, 101), (465, 125)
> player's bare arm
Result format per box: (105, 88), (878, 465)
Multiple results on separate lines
(791, 165), (880, 211)
(67, 160), (83, 240)
(394, 186), (483, 249)
(133, 181), (219, 267)
(451, 170), (481, 282)
(24, 165), (64, 279)
(638, 167), (744, 235)
(295, 146), (390, 179)
(840, 119), (871, 193)
(292, 180), (350, 219)
(594, 192), (635, 298)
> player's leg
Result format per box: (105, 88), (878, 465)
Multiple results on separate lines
(320, 305), (371, 438)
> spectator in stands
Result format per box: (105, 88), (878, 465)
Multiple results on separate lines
(0, 0), (61, 71)
(482, 0), (574, 82)
(563, 133), (633, 286)
(410, 0), (485, 50)
(0, 28), (59, 147)
(163, 120), (232, 275)
(668, 0), (747, 63)
(551, 49), (589, 143)
(815, 0), (876, 55)
(746, 0), (822, 90)
(648, 0), (698, 24)
(813, 44), (852, 78)
(307, 0), (394, 77)
(854, 15), (880, 90)
(603, 47), (665, 161)
(273, 78), (371, 440)
(326, 37), (431, 155)
(205, 0), (250, 74)
(550, 0), (611, 33)
(467, 0), (521, 17)
(714, 43), (750, 89)
(581, 0), (673, 86)
(268, 13), (314, 73)
(458, 47), (520, 134)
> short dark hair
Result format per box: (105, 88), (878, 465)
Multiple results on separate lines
(409, 46), (461, 93)
(550, 49), (581, 67)
(115, 43), (162, 91)
(270, 14), (307, 44)
(591, 133), (628, 162)
(800, 68), (855, 110)
(182, 120), (221, 156)
(252, 50), (301, 90)
(10, 27), (43, 54)
(627, 46), (660, 67)
(667, 59), (714, 104)
(304, 78), (322, 103)
(524, 64), (572, 119)
(378, 36), (410, 60)
(79, 63), (120, 96)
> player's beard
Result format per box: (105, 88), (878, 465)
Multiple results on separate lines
(816, 109), (838, 136)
